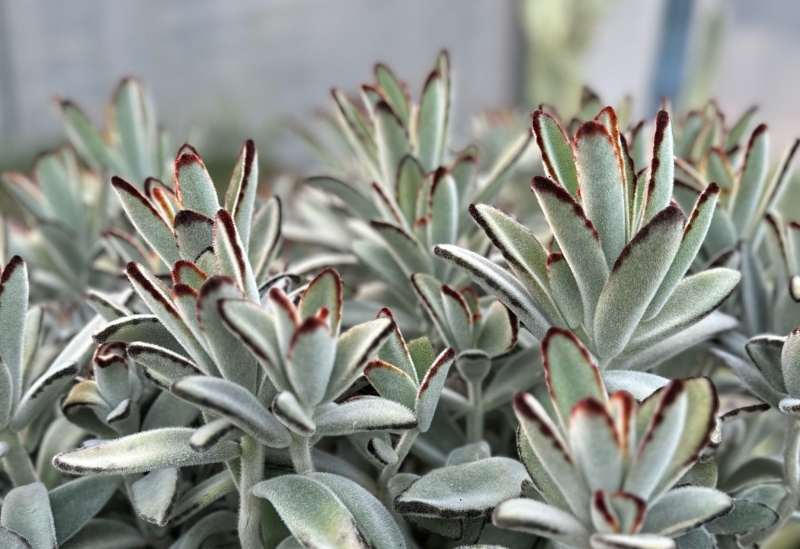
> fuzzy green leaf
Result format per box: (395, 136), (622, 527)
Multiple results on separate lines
(325, 318), (395, 402)
(253, 475), (368, 548)
(433, 245), (555, 340)
(646, 184), (720, 318)
(569, 398), (623, 494)
(298, 268), (343, 335)
(395, 457), (527, 520)
(547, 252), (584, 329)
(315, 397), (417, 437)
(730, 125), (769, 236)
(53, 428), (241, 475)
(196, 276), (256, 391)
(623, 381), (688, 500)
(225, 140), (258, 247)
(173, 210), (213, 262)
(641, 486), (732, 537)
(542, 328), (606, 429)
(213, 210), (259, 302)
(310, 473), (406, 549)
(781, 328), (800, 397)
(1, 482), (57, 549)
(364, 360), (418, 410)
(249, 197), (283, 284)
(594, 205), (685, 359)
(127, 342), (204, 389)
(641, 111), (674, 223)
(375, 102), (411, 187)
(532, 110), (579, 197)
(171, 376), (290, 448)
(532, 176), (608, 331)
(218, 298), (289, 390)
(492, 498), (589, 546)
(111, 177), (180, 265)
(475, 301), (518, 357)
(514, 392), (590, 524)
(0, 257), (28, 413)
(576, 121), (627, 267)
(272, 391), (315, 436)
(174, 149), (219, 218)
(630, 269), (739, 351)
(131, 467), (179, 527)
(416, 347), (456, 432)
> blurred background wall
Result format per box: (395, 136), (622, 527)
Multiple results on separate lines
(0, 0), (799, 173)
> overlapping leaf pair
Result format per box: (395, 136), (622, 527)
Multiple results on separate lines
(493, 328), (729, 549)
(437, 107), (740, 370)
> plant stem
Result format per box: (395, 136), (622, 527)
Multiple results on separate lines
(741, 415), (800, 546)
(466, 378), (484, 443)
(379, 428), (419, 488)
(0, 429), (37, 486)
(289, 434), (313, 474)
(238, 436), (264, 549)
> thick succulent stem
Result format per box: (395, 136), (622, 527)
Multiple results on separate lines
(238, 436), (264, 549)
(741, 415), (800, 546)
(0, 429), (37, 487)
(289, 434), (313, 474)
(466, 378), (484, 443)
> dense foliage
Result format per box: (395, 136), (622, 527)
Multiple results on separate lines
(0, 54), (798, 549)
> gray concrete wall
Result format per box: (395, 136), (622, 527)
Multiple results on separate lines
(0, 0), (520, 169)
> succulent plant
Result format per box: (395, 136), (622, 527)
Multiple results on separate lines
(299, 52), (533, 326)
(2, 149), (112, 302)
(58, 78), (171, 185)
(436, 107), (741, 371)
(493, 328), (730, 549)
(410, 273), (519, 441)
(2, 79), (175, 308)
(713, 330), (800, 544)
(671, 103), (800, 337)
(49, 142), (445, 547)
(3, 53), (800, 549)
(0, 257), (127, 547)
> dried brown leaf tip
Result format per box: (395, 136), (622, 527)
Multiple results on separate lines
(288, 316), (331, 355)
(268, 287), (300, 326)
(611, 203), (684, 273)
(513, 391), (572, 463)
(172, 260), (207, 285)
(532, 176), (600, 241)
(174, 210), (213, 229)
(418, 347), (455, 393)
(112, 176), (163, 218)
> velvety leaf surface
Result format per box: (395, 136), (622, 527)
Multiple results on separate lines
(252, 475), (368, 549)
(53, 428), (241, 475)
(131, 467), (179, 526)
(395, 457), (528, 518)
(171, 376), (290, 448)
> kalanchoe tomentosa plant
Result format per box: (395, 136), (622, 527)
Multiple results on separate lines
(51, 142), (443, 548)
(492, 328), (731, 549)
(4, 52), (800, 549)
(300, 52), (533, 328)
(437, 107), (741, 372)
(2, 79), (173, 307)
